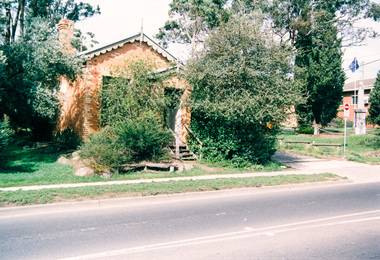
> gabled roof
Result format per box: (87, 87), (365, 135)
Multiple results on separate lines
(79, 33), (177, 62)
(343, 78), (375, 92)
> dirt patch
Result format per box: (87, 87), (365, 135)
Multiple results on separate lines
(317, 133), (344, 138)
(192, 162), (224, 172)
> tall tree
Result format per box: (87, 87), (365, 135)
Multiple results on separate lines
(185, 13), (304, 165)
(156, 0), (229, 59)
(257, 0), (376, 132)
(294, 10), (345, 129)
(0, 18), (84, 140)
(262, 0), (376, 47)
(368, 71), (380, 125)
(1, 0), (100, 44)
(0, 1), (99, 140)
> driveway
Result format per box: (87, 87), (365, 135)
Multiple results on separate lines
(272, 151), (380, 183)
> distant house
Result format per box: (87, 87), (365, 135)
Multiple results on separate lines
(336, 78), (376, 124)
(56, 19), (190, 142)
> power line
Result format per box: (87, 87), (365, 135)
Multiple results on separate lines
(343, 52), (380, 62)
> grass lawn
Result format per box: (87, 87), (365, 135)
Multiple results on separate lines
(0, 145), (285, 188)
(278, 127), (380, 164)
(0, 173), (343, 206)
(0, 136), (350, 207)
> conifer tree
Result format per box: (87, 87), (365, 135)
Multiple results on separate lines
(369, 71), (380, 125)
(295, 20), (345, 128)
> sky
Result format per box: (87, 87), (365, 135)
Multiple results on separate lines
(75, 0), (380, 83)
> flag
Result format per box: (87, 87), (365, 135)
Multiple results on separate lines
(349, 58), (359, 73)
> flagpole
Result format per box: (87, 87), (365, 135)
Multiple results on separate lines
(349, 57), (359, 128)
(354, 57), (357, 127)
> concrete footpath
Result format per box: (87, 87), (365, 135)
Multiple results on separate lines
(1, 151), (380, 192)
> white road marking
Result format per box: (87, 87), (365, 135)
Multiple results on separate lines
(80, 228), (95, 232)
(60, 209), (380, 260)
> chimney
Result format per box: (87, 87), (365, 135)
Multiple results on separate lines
(58, 19), (75, 54)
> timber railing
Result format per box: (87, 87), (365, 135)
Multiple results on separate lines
(181, 120), (203, 160)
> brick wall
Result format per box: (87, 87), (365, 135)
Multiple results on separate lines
(57, 41), (190, 141)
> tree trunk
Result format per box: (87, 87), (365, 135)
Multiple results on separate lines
(4, 3), (11, 45)
(19, 0), (25, 38)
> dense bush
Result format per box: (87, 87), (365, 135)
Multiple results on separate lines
(185, 13), (303, 166)
(53, 128), (82, 151)
(330, 118), (354, 128)
(297, 125), (314, 134)
(80, 113), (173, 169)
(189, 118), (277, 167)
(79, 126), (128, 170)
(0, 119), (14, 152)
(330, 117), (344, 128)
(113, 113), (173, 162)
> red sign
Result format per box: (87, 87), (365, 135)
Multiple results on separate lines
(344, 103), (350, 117)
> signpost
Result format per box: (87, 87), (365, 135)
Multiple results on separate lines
(344, 103), (350, 117)
(343, 103), (350, 153)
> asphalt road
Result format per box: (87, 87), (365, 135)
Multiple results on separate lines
(0, 182), (379, 260)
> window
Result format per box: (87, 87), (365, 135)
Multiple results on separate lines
(351, 94), (370, 105)
(351, 95), (358, 105)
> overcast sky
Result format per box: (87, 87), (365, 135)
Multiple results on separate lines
(75, 0), (380, 83)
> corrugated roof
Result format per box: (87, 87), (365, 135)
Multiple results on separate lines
(343, 78), (376, 92)
(79, 33), (177, 62)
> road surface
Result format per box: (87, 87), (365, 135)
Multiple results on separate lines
(0, 182), (379, 259)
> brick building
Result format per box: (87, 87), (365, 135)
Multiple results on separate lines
(57, 19), (190, 142)
(336, 78), (376, 125)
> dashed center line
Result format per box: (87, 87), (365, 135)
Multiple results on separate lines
(60, 209), (380, 260)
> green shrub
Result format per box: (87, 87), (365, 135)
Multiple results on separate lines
(188, 118), (277, 167)
(79, 113), (173, 169)
(79, 126), (129, 169)
(0, 119), (14, 152)
(184, 14), (303, 167)
(346, 120), (354, 128)
(297, 125), (314, 134)
(113, 113), (173, 162)
(330, 117), (344, 128)
(53, 128), (82, 150)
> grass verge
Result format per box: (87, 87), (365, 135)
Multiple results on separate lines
(278, 128), (380, 164)
(0, 173), (343, 207)
(0, 145), (285, 188)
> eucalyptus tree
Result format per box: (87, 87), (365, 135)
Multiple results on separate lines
(1, 0), (100, 44)
(156, 0), (229, 60)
